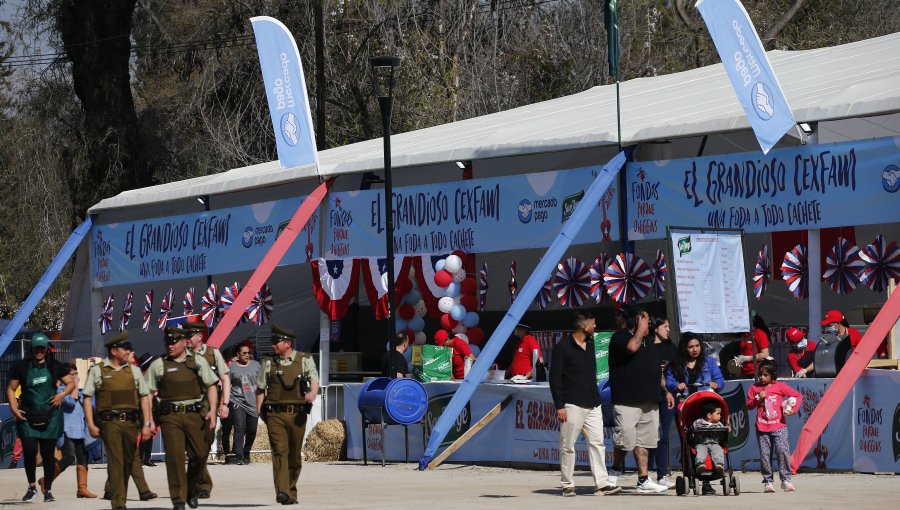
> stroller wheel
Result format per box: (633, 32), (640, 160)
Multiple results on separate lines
(722, 477), (730, 496)
(675, 476), (685, 496)
(731, 475), (740, 496)
(692, 482), (700, 496)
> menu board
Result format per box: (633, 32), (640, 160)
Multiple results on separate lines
(669, 229), (750, 333)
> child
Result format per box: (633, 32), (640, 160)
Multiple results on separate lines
(746, 360), (802, 492)
(692, 401), (728, 476)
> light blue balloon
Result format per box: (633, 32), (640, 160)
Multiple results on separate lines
(403, 348), (413, 364)
(404, 290), (422, 305)
(469, 345), (481, 357)
(408, 316), (425, 333)
(435, 259), (446, 271)
(445, 282), (461, 298)
(395, 317), (409, 332)
(450, 304), (467, 321)
(462, 311), (480, 328)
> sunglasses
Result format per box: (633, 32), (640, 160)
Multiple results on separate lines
(239, 351), (251, 355)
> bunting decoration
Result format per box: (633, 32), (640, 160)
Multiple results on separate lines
(781, 243), (809, 300)
(142, 291), (153, 332)
(651, 250), (667, 301)
(311, 258), (360, 320)
(219, 283), (245, 324)
(361, 257), (413, 320)
(589, 254), (610, 305)
(99, 294), (114, 335)
(158, 288), (173, 329)
(535, 277), (554, 310)
(247, 284), (274, 326)
(603, 252), (652, 304)
(119, 291), (133, 331)
(183, 288), (195, 316)
(478, 263), (489, 312)
(753, 245), (771, 301)
(508, 261), (517, 304)
(857, 234), (900, 293)
(201, 284), (219, 328)
(823, 237), (864, 295)
(553, 257), (591, 308)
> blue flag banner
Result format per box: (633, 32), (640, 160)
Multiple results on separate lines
(0, 216), (94, 355)
(625, 136), (900, 240)
(418, 152), (626, 470)
(251, 16), (319, 170)
(695, 0), (796, 154)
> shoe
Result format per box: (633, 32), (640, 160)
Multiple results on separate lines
(281, 498), (298, 505)
(695, 463), (707, 475)
(102, 491), (112, 500)
(607, 468), (621, 487)
(276, 492), (290, 504)
(562, 486), (576, 497)
(23, 486), (38, 502)
(701, 482), (717, 496)
(657, 475), (675, 489)
(187, 494), (199, 509)
(596, 484), (622, 495)
(43, 491), (55, 502)
(781, 480), (796, 492)
(242, 456), (251, 464)
(197, 490), (211, 499)
(223, 456), (236, 465)
(764, 482), (776, 493)
(636, 479), (668, 494)
(173, 504), (186, 510)
(714, 464), (725, 476)
(140, 490), (158, 501)
(142, 460), (156, 467)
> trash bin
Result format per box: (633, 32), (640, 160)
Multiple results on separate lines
(357, 377), (427, 425)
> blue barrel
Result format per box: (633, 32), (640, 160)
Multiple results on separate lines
(357, 377), (428, 425)
(597, 378), (614, 426)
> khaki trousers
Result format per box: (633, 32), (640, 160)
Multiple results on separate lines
(100, 420), (139, 509)
(103, 448), (151, 495)
(266, 411), (307, 500)
(158, 412), (209, 504)
(559, 404), (609, 489)
(197, 420), (215, 492)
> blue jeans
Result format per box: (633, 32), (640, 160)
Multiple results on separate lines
(649, 402), (676, 478)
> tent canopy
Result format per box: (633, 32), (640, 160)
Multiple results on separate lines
(89, 32), (900, 213)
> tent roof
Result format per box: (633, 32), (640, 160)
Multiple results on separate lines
(90, 32), (900, 213)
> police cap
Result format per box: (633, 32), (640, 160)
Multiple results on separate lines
(105, 331), (130, 349)
(163, 326), (187, 342)
(271, 324), (296, 343)
(182, 321), (206, 335)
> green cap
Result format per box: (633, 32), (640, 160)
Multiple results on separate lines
(271, 324), (296, 342)
(105, 331), (130, 349)
(163, 326), (187, 341)
(31, 333), (50, 348)
(182, 321), (206, 334)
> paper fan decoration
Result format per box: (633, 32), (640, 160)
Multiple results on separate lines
(158, 288), (173, 329)
(183, 287), (195, 316)
(823, 237), (864, 294)
(201, 283), (219, 328)
(99, 294), (114, 335)
(553, 257), (591, 308)
(534, 277), (554, 310)
(652, 250), (667, 300)
(142, 291), (153, 332)
(589, 254), (610, 304)
(246, 284), (274, 326)
(478, 263), (489, 312)
(753, 245), (771, 301)
(781, 243), (808, 300)
(603, 252), (652, 304)
(508, 261), (517, 304)
(857, 234), (900, 293)
(119, 292), (133, 331)
(220, 282), (247, 324)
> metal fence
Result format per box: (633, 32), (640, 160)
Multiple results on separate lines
(0, 339), (93, 404)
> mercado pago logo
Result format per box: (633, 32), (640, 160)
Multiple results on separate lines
(281, 112), (301, 146)
(517, 197), (555, 224)
(424, 393), (471, 447)
(721, 384), (750, 450)
(242, 224), (275, 248)
(857, 394), (885, 454)
(883, 164), (900, 193)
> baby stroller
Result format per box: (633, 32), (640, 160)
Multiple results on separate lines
(674, 391), (740, 496)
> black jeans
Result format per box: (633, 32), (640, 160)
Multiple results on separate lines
(230, 405), (259, 462)
(140, 436), (153, 463)
(22, 437), (57, 488)
(57, 435), (87, 471)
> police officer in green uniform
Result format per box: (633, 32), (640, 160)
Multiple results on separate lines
(256, 324), (319, 505)
(83, 332), (155, 510)
(146, 326), (219, 510)
(183, 320), (230, 499)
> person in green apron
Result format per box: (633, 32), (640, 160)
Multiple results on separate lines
(5, 333), (75, 503)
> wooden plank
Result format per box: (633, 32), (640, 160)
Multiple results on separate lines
(427, 394), (514, 470)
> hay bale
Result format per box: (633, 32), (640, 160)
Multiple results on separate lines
(250, 421), (272, 463)
(303, 419), (347, 462)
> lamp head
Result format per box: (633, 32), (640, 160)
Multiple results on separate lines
(370, 55), (402, 98)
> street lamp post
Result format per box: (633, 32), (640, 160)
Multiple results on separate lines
(371, 55), (401, 378)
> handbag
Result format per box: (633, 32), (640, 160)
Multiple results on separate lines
(25, 409), (54, 431)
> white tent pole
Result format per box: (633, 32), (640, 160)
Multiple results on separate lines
(807, 126), (822, 341)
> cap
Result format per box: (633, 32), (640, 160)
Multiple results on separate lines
(31, 333), (50, 348)
(163, 326), (187, 342)
(820, 309), (844, 325)
(785, 327), (805, 343)
(182, 321), (206, 335)
(105, 331), (130, 349)
(137, 353), (157, 369)
(516, 317), (533, 330)
(271, 324), (296, 342)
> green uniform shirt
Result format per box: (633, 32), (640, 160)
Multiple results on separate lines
(83, 358), (151, 397)
(145, 352), (219, 405)
(256, 351), (319, 391)
(193, 344), (230, 376)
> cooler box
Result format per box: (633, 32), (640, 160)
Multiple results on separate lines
(411, 345), (452, 382)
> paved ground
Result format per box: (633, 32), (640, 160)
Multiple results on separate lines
(1, 461), (898, 509)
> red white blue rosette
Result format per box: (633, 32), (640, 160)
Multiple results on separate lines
(478, 263), (488, 312)
(781, 243), (808, 300)
(753, 245), (771, 301)
(589, 254), (610, 304)
(652, 250), (667, 300)
(119, 292), (133, 331)
(603, 252), (652, 304)
(99, 294), (114, 335)
(823, 237), (864, 294)
(535, 277), (554, 310)
(508, 261), (517, 304)
(247, 284), (274, 326)
(158, 288), (173, 329)
(143, 291), (153, 332)
(183, 288), (195, 316)
(219, 282), (247, 324)
(857, 235), (900, 293)
(554, 257), (591, 308)
(201, 284), (219, 328)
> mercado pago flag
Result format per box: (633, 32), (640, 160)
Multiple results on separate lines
(695, 0), (796, 154)
(250, 16), (319, 170)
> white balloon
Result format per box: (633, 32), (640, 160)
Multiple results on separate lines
(444, 255), (463, 273)
(414, 331), (427, 345)
(414, 300), (428, 317)
(438, 296), (455, 314)
(455, 332), (469, 343)
(452, 323), (467, 334)
(453, 269), (467, 283)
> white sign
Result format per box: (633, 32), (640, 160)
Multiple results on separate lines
(669, 229), (750, 333)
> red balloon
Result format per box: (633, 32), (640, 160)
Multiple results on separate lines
(460, 278), (477, 296)
(440, 313), (458, 330)
(403, 328), (415, 340)
(434, 329), (449, 344)
(467, 327), (485, 346)
(434, 269), (453, 287)
(460, 295), (477, 312)
(398, 304), (415, 321)
(396, 277), (413, 295)
(451, 250), (467, 259)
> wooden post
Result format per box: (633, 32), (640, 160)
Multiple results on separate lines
(427, 395), (513, 469)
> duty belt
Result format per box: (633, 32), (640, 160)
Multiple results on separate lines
(159, 402), (202, 414)
(264, 404), (303, 414)
(98, 409), (141, 422)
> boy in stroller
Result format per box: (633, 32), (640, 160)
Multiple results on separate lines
(692, 401), (728, 476)
(675, 391), (740, 496)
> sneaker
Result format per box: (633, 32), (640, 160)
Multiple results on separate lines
(596, 484), (622, 495)
(657, 475), (676, 489)
(43, 491), (55, 502)
(607, 468), (621, 487)
(562, 486), (576, 497)
(714, 464), (725, 476)
(781, 480), (796, 492)
(764, 482), (776, 493)
(23, 486), (38, 502)
(696, 463), (707, 475)
(636, 479), (668, 494)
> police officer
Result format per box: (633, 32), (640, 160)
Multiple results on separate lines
(83, 332), (154, 510)
(256, 324), (318, 505)
(183, 320), (230, 499)
(146, 326), (219, 510)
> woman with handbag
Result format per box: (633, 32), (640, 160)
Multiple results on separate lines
(5, 333), (75, 502)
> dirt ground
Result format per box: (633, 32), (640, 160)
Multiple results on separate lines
(1, 460), (898, 509)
